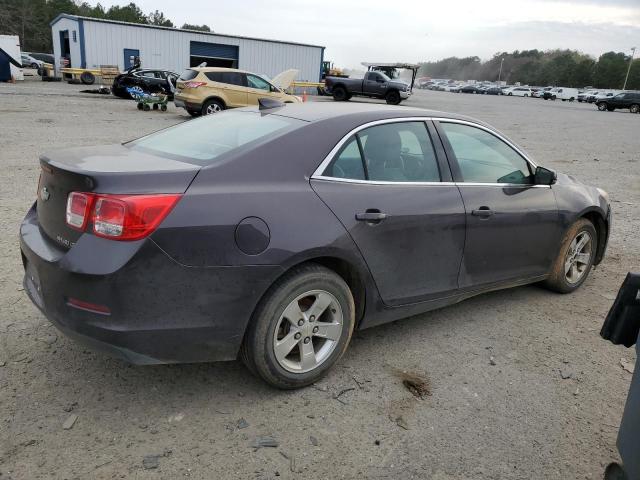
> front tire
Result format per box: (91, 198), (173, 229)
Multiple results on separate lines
(385, 90), (401, 105)
(630, 104), (640, 114)
(544, 218), (597, 293)
(241, 263), (355, 389)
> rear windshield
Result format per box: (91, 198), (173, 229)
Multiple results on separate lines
(127, 111), (304, 165)
(179, 69), (199, 81)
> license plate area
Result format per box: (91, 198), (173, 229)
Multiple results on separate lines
(24, 261), (44, 310)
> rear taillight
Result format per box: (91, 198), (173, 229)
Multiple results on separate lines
(183, 81), (207, 88)
(66, 192), (92, 230)
(65, 193), (181, 241)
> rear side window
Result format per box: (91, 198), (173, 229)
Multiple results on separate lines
(128, 111), (303, 166)
(179, 69), (199, 81)
(322, 122), (441, 183)
(326, 137), (365, 180)
(205, 71), (245, 86)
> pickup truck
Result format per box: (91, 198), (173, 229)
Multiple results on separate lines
(324, 71), (410, 105)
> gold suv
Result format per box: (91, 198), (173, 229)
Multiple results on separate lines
(174, 67), (300, 116)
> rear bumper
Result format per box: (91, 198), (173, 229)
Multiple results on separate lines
(173, 94), (201, 111)
(20, 204), (281, 364)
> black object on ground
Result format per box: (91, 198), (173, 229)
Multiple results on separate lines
(601, 272), (640, 480)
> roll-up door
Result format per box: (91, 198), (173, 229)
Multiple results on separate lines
(190, 41), (238, 68)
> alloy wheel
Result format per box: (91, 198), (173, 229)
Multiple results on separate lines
(206, 103), (222, 114)
(564, 231), (592, 284)
(273, 290), (343, 373)
(129, 86), (144, 98)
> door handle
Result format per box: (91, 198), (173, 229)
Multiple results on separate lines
(472, 206), (494, 217)
(356, 210), (387, 223)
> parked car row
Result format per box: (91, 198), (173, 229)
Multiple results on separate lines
(422, 81), (640, 113)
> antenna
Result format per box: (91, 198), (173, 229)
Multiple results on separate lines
(258, 98), (285, 110)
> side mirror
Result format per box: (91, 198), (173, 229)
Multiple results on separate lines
(534, 166), (557, 185)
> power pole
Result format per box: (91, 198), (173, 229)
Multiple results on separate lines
(498, 57), (504, 83)
(623, 47), (636, 90)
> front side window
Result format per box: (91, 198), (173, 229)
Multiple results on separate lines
(440, 122), (533, 184)
(247, 74), (271, 91)
(322, 122), (441, 183)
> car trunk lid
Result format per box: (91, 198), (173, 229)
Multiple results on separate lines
(37, 144), (200, 248)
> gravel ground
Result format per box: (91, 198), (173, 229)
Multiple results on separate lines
(1, 80), (638, 480)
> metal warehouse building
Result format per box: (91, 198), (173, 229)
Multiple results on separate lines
(50, 14), (325, 82)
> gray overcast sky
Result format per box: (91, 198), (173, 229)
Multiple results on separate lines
(87, 0), (639, 68)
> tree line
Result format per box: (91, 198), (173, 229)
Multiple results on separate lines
(418, 49), (640, 90)
(0, 0), (213, 54)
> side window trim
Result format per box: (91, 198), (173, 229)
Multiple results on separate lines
(433, 118), (538, 185)
(315, 118), (446, 185)
(355, 134), (369, 180)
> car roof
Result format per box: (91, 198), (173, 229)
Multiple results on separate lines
(240, 102), (484, 126)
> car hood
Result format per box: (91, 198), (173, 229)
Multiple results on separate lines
(388, 80), (409, 90)
(271, 69), (299, 90)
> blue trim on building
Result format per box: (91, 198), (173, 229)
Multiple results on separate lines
(78, 18), (86, 69)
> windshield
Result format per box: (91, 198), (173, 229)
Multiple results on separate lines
(127, 111), (304, 165)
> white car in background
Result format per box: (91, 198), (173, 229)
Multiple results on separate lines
(578, 90), (598, 102)
(591, 91), (619, 103)
(21, 53), (43, 69)
(506, 87), (532, 97)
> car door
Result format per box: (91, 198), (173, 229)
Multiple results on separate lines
(246, 74), (280, 105)
(436, 120), (560, 288)
(363, 72), (386, 96)
(311, 120), (466, 306)
(204, 71), (248, 107)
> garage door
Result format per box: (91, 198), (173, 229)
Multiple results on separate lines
(190, 41), (238, 68)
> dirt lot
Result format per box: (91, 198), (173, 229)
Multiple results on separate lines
(1, 80), (638, 480)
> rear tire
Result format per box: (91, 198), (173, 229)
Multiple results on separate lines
(241, 263), (355, 389)
(332, 86), (347, 101)
(385, 90), (401, 105)
(630, 104), (639, 114)
(201, 98), (224, 115)
(597, 102), (608, 111)
(543, 218), (597, 294)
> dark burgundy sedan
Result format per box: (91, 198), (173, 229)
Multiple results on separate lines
(20, 103), (611, 388)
